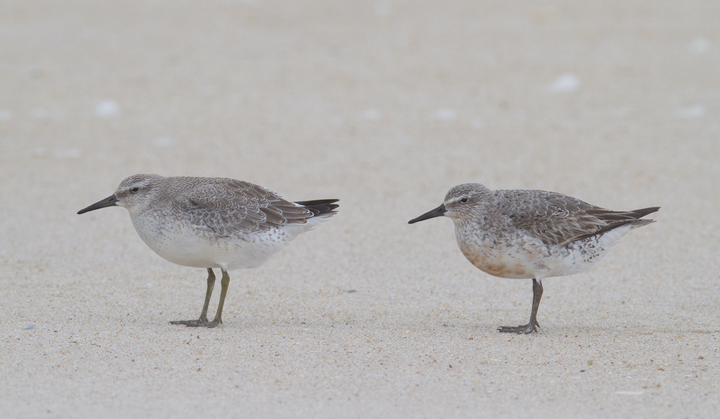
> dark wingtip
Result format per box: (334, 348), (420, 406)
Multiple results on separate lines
(630, 206), (660, 219)
(295, 199), (339, 216)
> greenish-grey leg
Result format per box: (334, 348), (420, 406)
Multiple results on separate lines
(207, 269), (231, 327)
(198, 268), (216, 322)
(170, 268), (216, 326)
(497, 278), (543, 334)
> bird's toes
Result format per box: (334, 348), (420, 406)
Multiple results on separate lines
(170, 319), (212, 327)
(497, 324), (537, 334)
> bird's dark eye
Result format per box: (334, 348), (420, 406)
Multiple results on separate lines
(460, 197), (468, 203)
(130, 187), (139, 193)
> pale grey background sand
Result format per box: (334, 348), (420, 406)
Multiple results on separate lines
(1, 1), (719, 418)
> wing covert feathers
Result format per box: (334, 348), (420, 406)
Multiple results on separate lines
(166, 178), (335, 236)
(498, 190), (658, 246)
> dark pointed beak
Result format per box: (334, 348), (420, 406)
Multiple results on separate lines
(77, 195), (118, 215)
(408, 204), (446, 224)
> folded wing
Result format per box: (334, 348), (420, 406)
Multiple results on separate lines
(177, 179), (317, 237)
(499, 190), (659, 246)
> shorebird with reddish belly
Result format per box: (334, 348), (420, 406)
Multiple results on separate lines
(409, 183), (658, 334)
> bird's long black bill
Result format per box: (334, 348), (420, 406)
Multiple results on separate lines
(408, 204), (446, 224)
(77, 195), (118, 214)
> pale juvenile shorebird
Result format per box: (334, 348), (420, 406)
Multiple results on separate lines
(78, 174), (338, 328)
(409, 183), (658, 334)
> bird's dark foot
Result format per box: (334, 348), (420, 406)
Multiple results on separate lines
(497, 322), (539, 334)
(170, 319), (221, 328)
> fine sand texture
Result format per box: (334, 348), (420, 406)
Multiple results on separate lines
(1, 1), (719, 418)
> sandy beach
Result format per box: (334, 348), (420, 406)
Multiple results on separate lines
(1, 1), (719, 417)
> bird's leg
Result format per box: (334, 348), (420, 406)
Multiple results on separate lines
(498, 278), (543, 334)
(204, 268), (231, 328)
(529, 278), (543, 329)
(170, 268), (216, 327)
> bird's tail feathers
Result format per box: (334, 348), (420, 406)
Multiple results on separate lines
(627, 218), (655, 229)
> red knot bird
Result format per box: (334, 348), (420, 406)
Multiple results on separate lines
(78, 174), (338, 328)
(409, 183), (658, 334)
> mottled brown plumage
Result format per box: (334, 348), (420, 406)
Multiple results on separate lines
(494, 189), (658, 246)
(409, 183), (658, 334)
